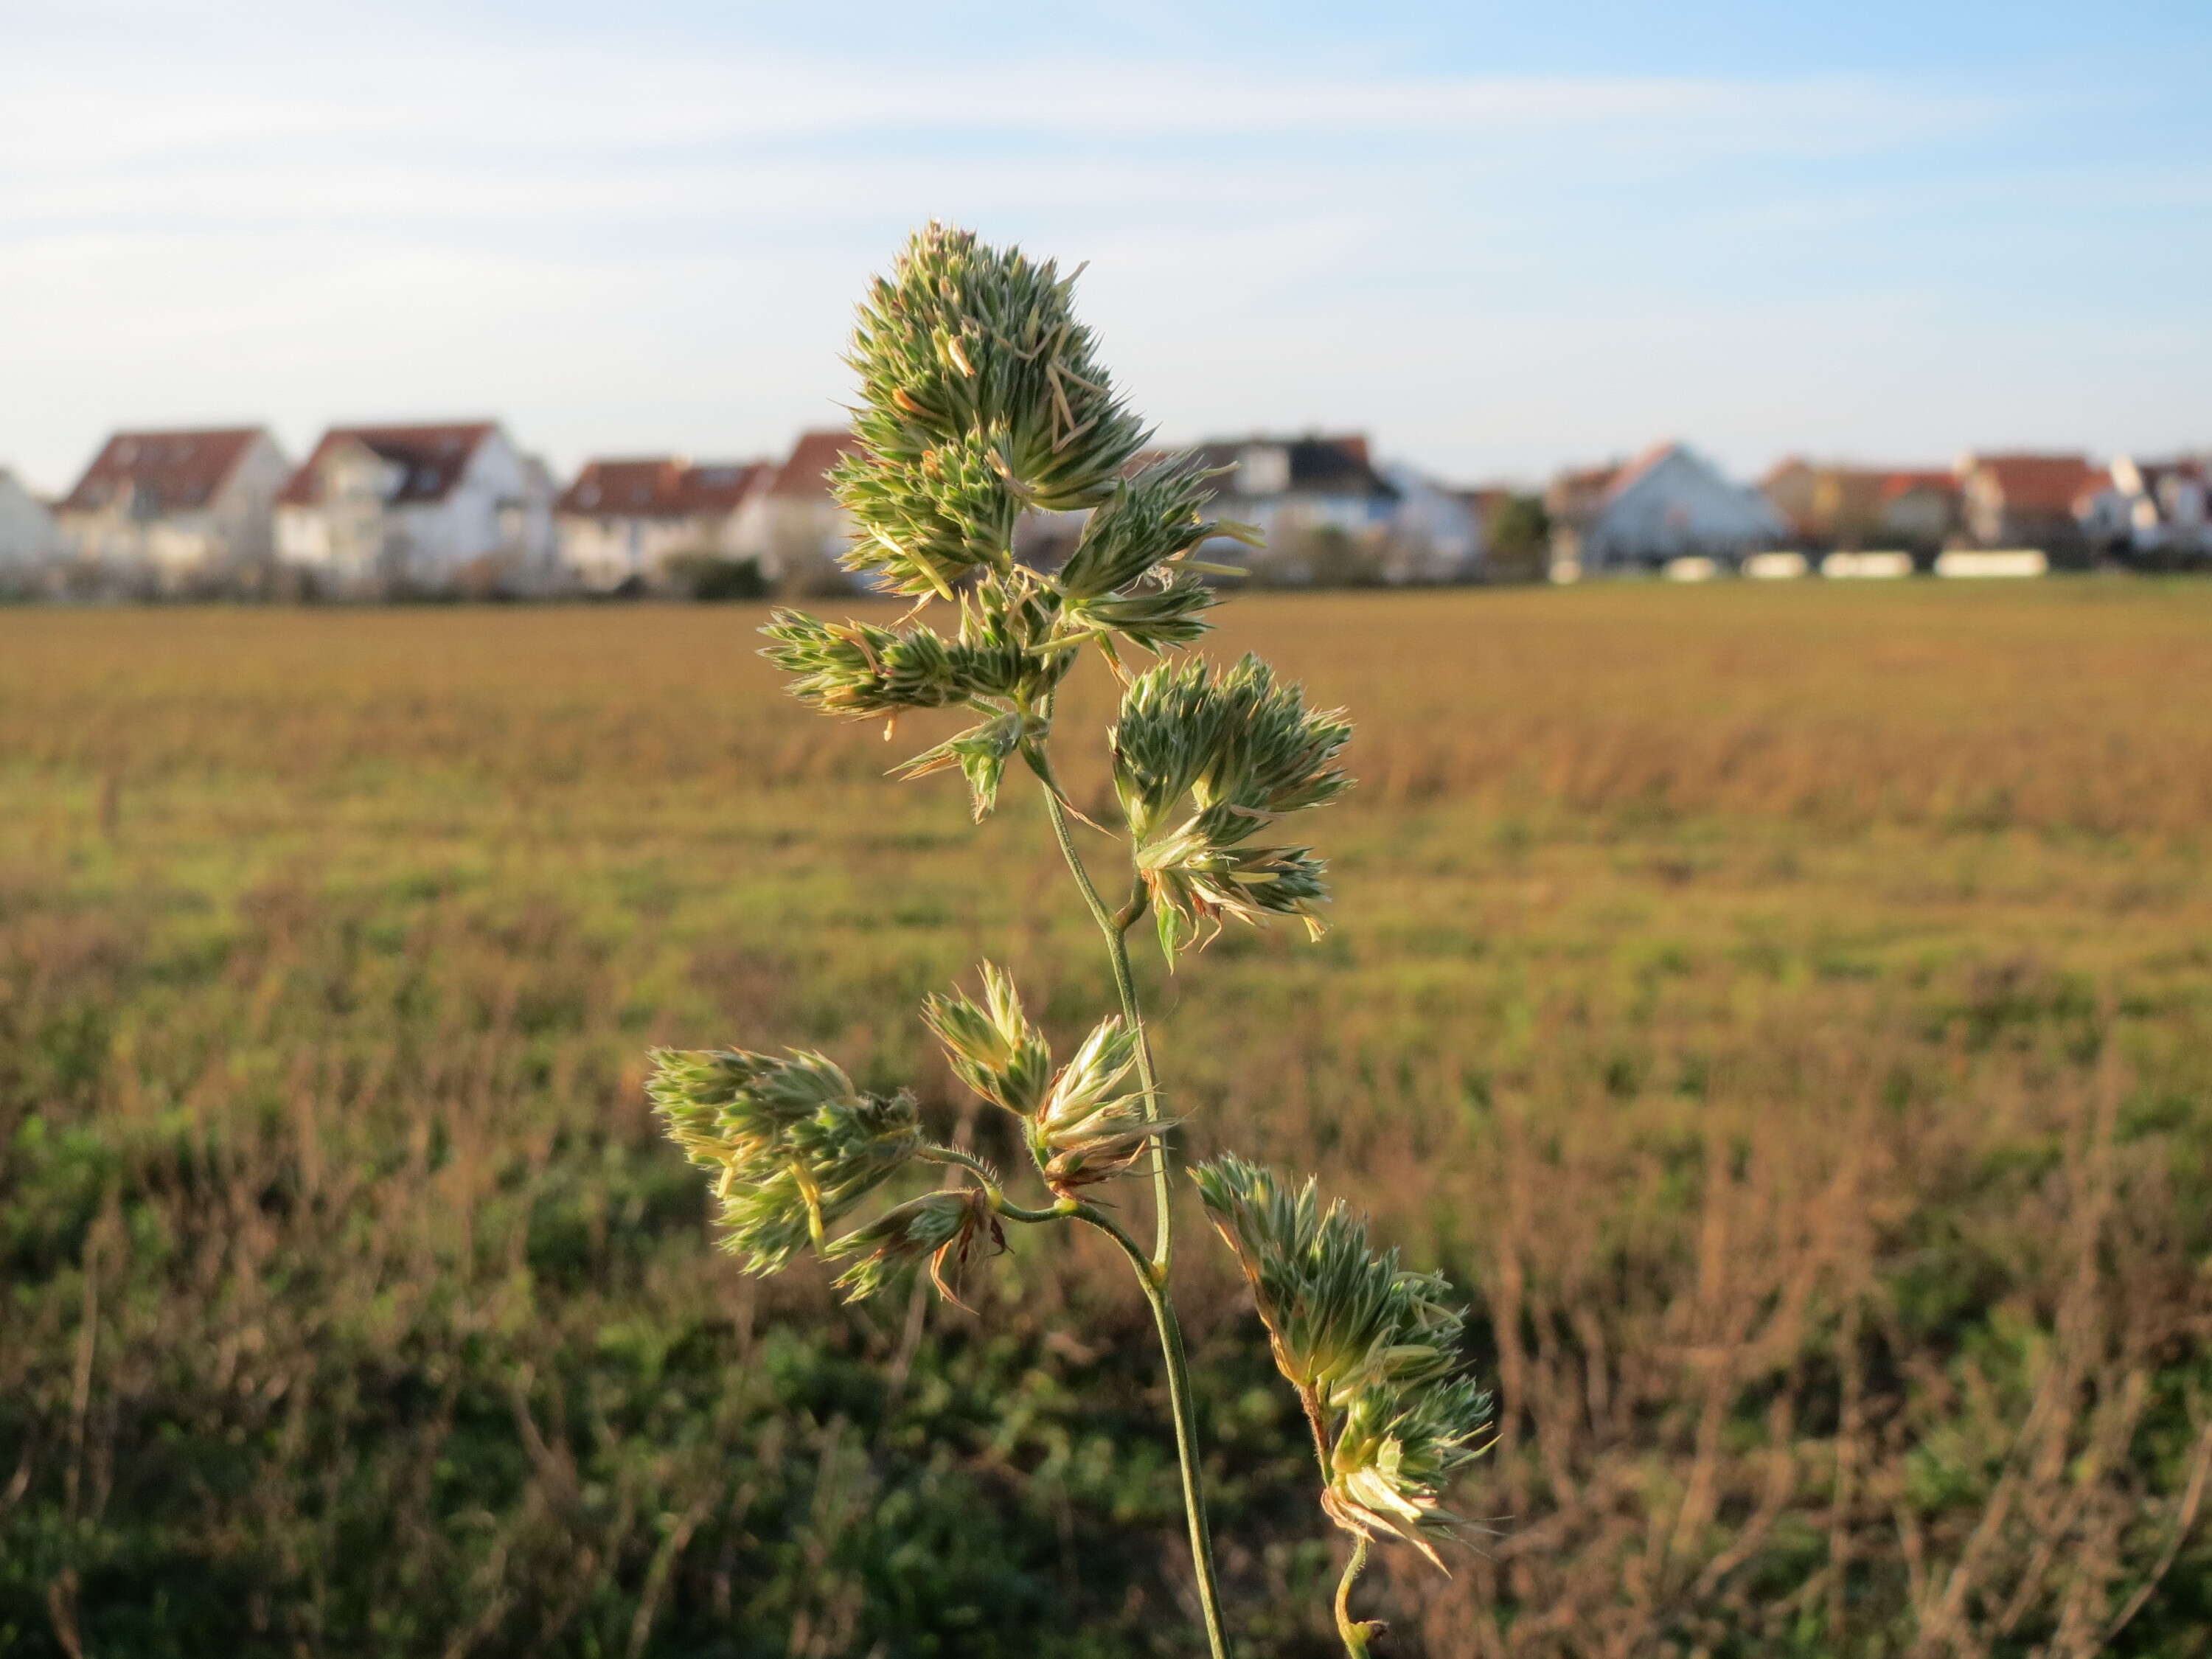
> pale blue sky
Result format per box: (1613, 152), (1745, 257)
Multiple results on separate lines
(4, 0), (2206, 493)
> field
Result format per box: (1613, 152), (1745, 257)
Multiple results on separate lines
(4, 583), (2212, 1658)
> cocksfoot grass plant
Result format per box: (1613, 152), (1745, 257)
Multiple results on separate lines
(647, 223), (1492, 1655)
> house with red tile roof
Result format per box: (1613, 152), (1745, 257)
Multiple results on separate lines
(555, 457), (770, 591)
(275, 421), (556, 594)
(1545, 442), (1784, 577)
(1955, 452), (2104, 558)
(55, 426), (292, 585)
(730, 429), (863, 586)
(1760, 460), (1960, 552)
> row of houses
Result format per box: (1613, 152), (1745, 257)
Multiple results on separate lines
(0, 422), (866, 598)
(1543, 443), (2211, 579)
(1, 422), (2202, 596)
(0, 422), (1475, 597)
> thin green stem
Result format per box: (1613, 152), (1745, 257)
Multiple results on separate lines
(1037, 776), (1173, 1267)
(1334, 1537), (1377, 1657)
(1027, 741), (1231, 1658)
(917, 1144), (1070, 1225)
(1070, 1207), (1231, 1659)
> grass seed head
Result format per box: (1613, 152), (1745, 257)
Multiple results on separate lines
(647, 1046), (923, 1273)
(845, 223), (1151, 513)
(1192, 1154), (1491, 1571)
(826, 1186), (1006, 1307)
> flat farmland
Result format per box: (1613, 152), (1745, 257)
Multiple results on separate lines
(4, 584), (2211, 1657)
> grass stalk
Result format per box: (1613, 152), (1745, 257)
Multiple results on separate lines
(1038, 774), (1231, 1659)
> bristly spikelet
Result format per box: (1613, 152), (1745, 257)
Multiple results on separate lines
(833, 425), (1021, 599)
(647, 1046), (923, 1273)
(826, 1187), (1006, 1307)
(925, 965), (1172, 1198)
(1192, 1155), (1492, 1569)
(1029, 1015), (1170, 1196)
(922, 962), (1054, 1117)
(844, 223), (1152, 513)
(1110, 654), (1354, 962)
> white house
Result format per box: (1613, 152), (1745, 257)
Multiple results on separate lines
(1183, 434), (1399, 581)
(556, 457), (769, 591)
(55, 426), (292, 587)
(2096, 455), (2209, 561)
(276, 421), (557, 594)
(0, 469), (59, 579)
(1546, 442), (1785, 577)
(730, 429), (862, 588)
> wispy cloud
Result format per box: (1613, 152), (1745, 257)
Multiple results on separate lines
(0, 4), (2200, 494)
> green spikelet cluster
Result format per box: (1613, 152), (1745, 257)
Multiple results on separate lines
(1111, 654), (1354, 961)
(647, 1047), (923, 1272)
(845, 223), (1150, 515)
(1192, 1155), (1492, 1568)
(925, 963), (1172, 1197)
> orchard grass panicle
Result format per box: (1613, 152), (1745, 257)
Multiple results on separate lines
(646, 221), (1490, 1657)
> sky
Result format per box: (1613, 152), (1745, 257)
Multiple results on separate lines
(4, 0), (2208, 494)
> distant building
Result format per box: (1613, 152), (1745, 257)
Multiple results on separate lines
(2092, 456), (2210, 563)
(555, 457), (770, 591)
(1761, 459), (1959, 552)
(55, 426), (292, 587)
(1547, 442), (1784, 577)
(0, 469), (59, 578)
(276, 421), (557, 594)
(731, 429), (862, 588)
(1183, 434), (1398, 580)
(1955, 452), (2104, 557)
(1875, 470), (1961, 552)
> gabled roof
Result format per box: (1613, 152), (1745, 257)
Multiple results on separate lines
(557, 456), (769, 518)
(278, 422), (498, 508)
(1879, 468), (1958, 501)
(1958, 453), (2103, 515)
(1184, 433), (1397, 501)
(59, 427), (271, 516)
(1601, 441), (1683, 502)
(764, 430), (861, 501)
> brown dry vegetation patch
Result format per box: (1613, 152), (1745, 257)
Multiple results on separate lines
(2, 586), (2211, 1657)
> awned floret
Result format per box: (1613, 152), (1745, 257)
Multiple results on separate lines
(826, 1187), (1005, 1307)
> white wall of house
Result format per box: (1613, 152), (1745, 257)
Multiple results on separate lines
(393, 431), (552, 581)
(279, 428), (555, 591)
(1579, 448), (1785, 572)
(557, 513), (728, 590)
(0, 471), (58, 570)
(1378, 465), (1483, 581)
(58, 432), (290, 580)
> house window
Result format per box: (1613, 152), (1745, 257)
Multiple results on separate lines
(1238, 445), (1290, 496)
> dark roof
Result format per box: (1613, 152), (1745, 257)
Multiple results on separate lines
(557, 457), (768, 518)
(59, 427), (270, 515)
(1183, 434), (1397, 501)
(278, 422), (497, 508)
(764, 430), (860, 501)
